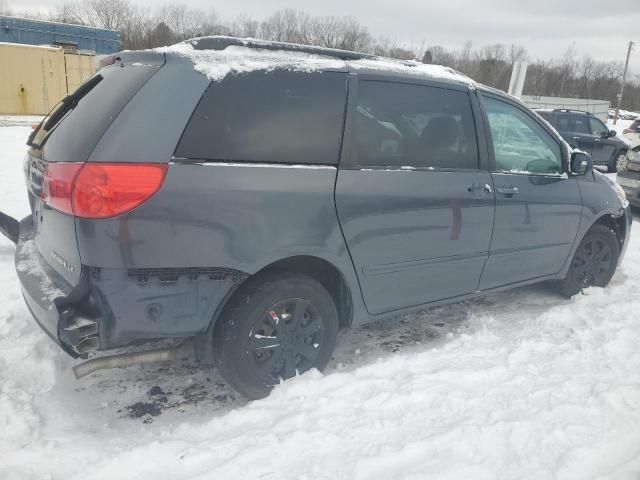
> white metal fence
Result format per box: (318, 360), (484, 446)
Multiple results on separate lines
(521, 95), (610, 122)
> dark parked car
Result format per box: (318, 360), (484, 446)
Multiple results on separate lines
(535, 109), (629, 172)
(0, 37), (632, 399)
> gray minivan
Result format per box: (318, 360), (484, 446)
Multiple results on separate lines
(0, 37), (632, 399)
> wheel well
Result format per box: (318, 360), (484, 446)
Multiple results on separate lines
(592, 214), (626, 250)
(193, 255), (353, 365)
(249, 256), (354, 330)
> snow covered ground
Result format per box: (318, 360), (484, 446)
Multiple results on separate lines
(1, 121), (640, 479)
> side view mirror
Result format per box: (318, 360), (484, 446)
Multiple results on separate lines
(570, 150), (592, 176)
(607, 129), (617, 138)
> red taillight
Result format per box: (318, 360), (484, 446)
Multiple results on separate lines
(41, 162), (83, 215)
(41, 163), (168, 219)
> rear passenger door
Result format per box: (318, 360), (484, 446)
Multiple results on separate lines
(335, 78), (495, 315)
(478, 94), (582, 290)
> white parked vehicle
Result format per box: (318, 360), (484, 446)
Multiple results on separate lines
(619, 120), (640, 171)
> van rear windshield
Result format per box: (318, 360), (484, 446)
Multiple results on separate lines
(175, 70), (348, 165)
(35, 65), (160, 163)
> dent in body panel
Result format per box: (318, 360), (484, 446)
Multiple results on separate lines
(93, 268), (235, 347)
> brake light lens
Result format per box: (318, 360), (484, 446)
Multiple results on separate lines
(42, 162), (83, 215)
(41, 163), (168, 219)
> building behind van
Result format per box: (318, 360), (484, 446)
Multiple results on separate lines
(0, 16), (118, 115)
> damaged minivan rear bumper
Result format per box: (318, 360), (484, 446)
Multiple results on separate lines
(11, 214), (247, 358)
(15, 216), (100, 357)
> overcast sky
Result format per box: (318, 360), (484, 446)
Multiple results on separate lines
(11, 0), (640, 76)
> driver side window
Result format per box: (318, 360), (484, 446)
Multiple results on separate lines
(484, 96), (562, 174)
(589, 117), (608, 136)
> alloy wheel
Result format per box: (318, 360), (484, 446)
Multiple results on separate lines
(616, 152), (628, 172)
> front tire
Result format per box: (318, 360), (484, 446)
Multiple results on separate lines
(614, 151), (628, 172)
(213, 273), (339, 400)
(558, 224), (620, 297)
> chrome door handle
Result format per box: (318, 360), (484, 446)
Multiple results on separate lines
(496, 185), (520, 197)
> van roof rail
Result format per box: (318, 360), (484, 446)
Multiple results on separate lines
(551, 108), (593, 115)
(188, 36), (374, 61)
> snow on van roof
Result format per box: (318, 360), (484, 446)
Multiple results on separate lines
(158, 39), (475, 85)
(348, 57), (474, 85)
(158, 41), (346, 81)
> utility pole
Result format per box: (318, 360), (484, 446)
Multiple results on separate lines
(614, 41), (634, 125)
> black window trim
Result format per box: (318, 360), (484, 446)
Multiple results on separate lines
(339, 74), (485, 173)
(478, 91), (569, 176)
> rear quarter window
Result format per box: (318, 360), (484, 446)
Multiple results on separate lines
(42, 65), (160, 163)
(175, 70), (348, 165)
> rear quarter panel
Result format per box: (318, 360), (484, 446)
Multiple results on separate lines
(88, 55), (210, 164)
(75, 164), (368, 323)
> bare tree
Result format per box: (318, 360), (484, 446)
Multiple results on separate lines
(308, 15), (371, 51)
(158, 3), (222, 40)
(50, 3), (87, 24)
(6, 1), (640, 110)
(119, 5), (154, 49)
(260, 9), (311, 44)
(229, 13), (259, 38)
(0, 0), (11, 15)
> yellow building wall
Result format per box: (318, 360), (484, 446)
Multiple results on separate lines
(64, 52), (96, 93)
(0, 43), (95, 115)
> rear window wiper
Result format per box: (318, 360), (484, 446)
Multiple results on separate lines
(28, 74), (104, 148)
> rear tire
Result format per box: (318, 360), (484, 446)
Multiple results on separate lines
(557, 224), (619, 297)
(213, 273), (339, 400)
